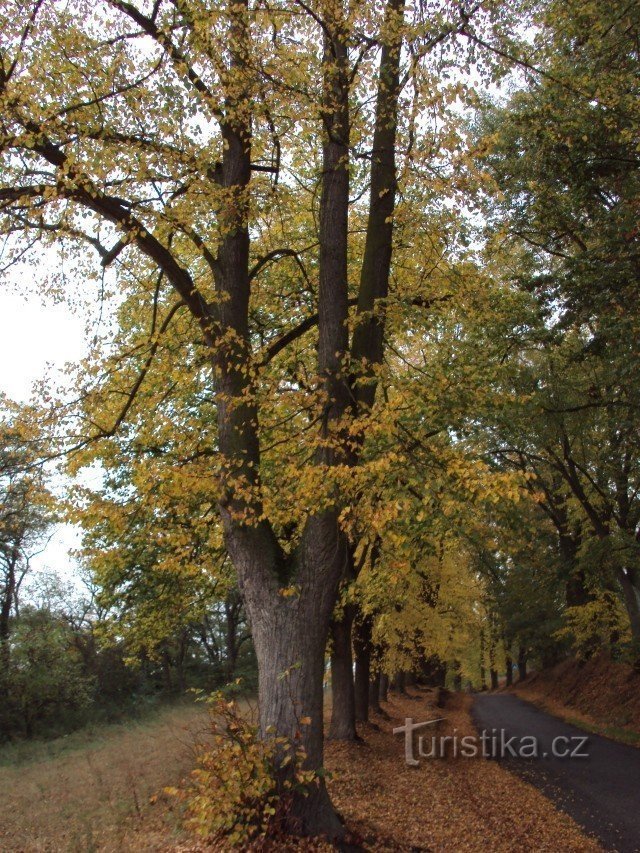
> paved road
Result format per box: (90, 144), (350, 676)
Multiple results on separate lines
(472, 694), (640, 852)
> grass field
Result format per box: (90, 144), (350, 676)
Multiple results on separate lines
(0, 699), (212, 852)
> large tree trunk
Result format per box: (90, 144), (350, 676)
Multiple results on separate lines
(328, 605), (357, 740)
(213, 0), (351, 836)
(252, 602), (341, 835)
(229, 520), (348, 838)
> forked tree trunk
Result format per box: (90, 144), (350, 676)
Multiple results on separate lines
(229, 520), (348, 838)
(328, 605), (357, 740)
(214, 0), (405, 838)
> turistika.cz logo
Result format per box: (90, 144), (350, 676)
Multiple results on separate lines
(393, 717), (590, 766)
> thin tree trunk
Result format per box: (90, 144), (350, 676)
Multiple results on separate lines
(328, 605), (356, 740)
(379, 673), (389, 703)
(354, 616), (372, 722)
(176, 634), (187, 692)
(391, 671), (406, 694)
(0, 548), (18, 669)
(369, 671), (382, 714)
(618, 567), (640, 668)
(505, 651), (513, 687)
(161, 648), (173, 692)
(517, 646), (528, 681)
(479, 628), (487, 690)
(224, 591), (242, 681)
(452, 660), (462, 691)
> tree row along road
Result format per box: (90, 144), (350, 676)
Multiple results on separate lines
(472, 694), (640, 853)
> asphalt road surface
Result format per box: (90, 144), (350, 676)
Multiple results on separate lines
(472, 693), (640, 852)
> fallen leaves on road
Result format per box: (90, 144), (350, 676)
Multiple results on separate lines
(324, 689), (602, 852)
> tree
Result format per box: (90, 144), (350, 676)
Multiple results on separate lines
(1, 0), (506, 835)
(0, 398), (51, 664)
(1, 606), (95, 739)
(474, 0), (640, 662)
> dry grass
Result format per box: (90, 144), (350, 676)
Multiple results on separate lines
(0, 700), (212, 852)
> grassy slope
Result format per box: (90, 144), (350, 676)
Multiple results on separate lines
(0, 699), (210, 852)
(513, 654), (640, 747)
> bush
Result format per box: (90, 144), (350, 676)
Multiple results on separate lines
(170, 692), (315, 848)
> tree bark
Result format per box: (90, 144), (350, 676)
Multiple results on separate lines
(452, 661), (462, 691)
(249, 587), (344, 836)
(517, 646), (528, 681)
(328, 605), (357, 740)
(391, 670), (406, 694)
(0, 547), (18, 669)
(369, 671), (382, 714)
(505, 652), (513, 687)
(379, 672), (389, 703)
(618, 566), (640, 667)
(354, 616), (372, 722)
(224, 590), (243, 681)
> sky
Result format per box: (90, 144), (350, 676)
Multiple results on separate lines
(0, 285), (89, 585)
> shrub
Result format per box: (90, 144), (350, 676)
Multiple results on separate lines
(170, 691), (316, 847)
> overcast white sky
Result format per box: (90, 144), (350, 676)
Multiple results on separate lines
(0, 285), (89, 584)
